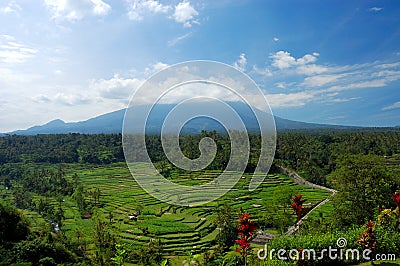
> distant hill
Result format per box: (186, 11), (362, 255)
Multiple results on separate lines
(4, 102), (362, 135)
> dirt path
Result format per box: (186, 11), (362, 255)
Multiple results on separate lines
(276, 166), (337, 235)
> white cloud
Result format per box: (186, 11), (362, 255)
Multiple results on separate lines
(252, 65), (273, 77)
(270, 51), (319, 69)
(172, 1), (199, 27)
(323, 97), (359, 103)
(0, 35), (37, 63)
(382, 101), (400, 111)
(144, 61), (170, 75)
(275, 83), (286, 89)
(54, 93), (93, 105)
(323, 79), (387, 93)
(274, 82), (296, 90)
(0, 1), (21, 15)
(127, 0), (170, 20)
(233, 53), (247, 72)
(44, 0), (111, 21)
(267, 91), (315, 108)
(32, 94), (52, 103)
(253, 50), (400, 109)
(168, 32), (193, 46)
(369, 7), (383, 12)
(270, 51), (296, 69)
(372, 70), (400, 81)
(91, 74), (144, 99)
(152, 61), (169, 71)
(33, 93), (93, 106)
(297, 53), (319, 65)
(296, 64), (328, 75)
(273, 37), (279, 42)
(92, 0), (111, 15)
(375, 62), (400, 69)
(125, 0), (200, 27)
(303, 74), (342, 87)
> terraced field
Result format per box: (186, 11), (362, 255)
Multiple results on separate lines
(54, 162), (331, 255)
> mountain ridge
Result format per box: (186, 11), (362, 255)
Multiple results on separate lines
(2, 102), (387, 136)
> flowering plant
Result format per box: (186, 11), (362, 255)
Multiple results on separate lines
(235, 213), (257, 266)
(357, 220), (376, 250)
(291, 194), (308, 223)
(392, 191), (400, 210)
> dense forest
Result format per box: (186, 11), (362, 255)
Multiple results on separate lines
(0, 131), (399, 265)
(1, 130), (399, 185)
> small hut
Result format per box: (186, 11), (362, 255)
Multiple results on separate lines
(81, 213), (92, 219)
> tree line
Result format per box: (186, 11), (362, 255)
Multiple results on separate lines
(1, 130), (399, 185)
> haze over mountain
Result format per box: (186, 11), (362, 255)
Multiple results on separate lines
(1, 102), (368, 136)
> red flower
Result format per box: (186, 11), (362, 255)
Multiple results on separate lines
(238, 222), (258, 237)
(235, 212), (257, 262)
(392, 192), (400, 209)
(292, 194), (306, 205)
(366, 220), (374, 229)
(291, 194), (308, 222)
(235, 238), (250, 249)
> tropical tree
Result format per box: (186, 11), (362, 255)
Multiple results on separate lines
(214, 203), (237, 251)
(328, 154), (398, 227)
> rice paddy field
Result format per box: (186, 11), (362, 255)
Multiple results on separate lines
(7, 162), (331, 257)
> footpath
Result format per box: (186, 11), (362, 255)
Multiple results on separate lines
(276, 166), (337, 235)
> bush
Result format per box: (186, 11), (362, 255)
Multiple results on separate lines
(222, 251), (243, 266)
(38, 257), (56, 266)
(266, 227), (364, 265)
(375, 225), (400, 254)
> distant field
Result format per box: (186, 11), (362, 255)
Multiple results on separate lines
(11, 162), (329, 256)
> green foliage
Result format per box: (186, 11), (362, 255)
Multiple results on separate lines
(11, 237), (76, 265)
(328, 154), (399, 227)
(222, 251), (243, 266)
(0, 134), (123, 164)
(267, 227), (364, 264)
(374, 225), (400, 255)
(214, 203), (237, 251)
(373, 205), (400, 254)
(110, 244), (126, 266)
(13, 187), (33, 210)
(93, 218), (116, 266)
(0, 201), (29, 243)
(72, 184), (87, 213)
(127, 238), (164, 265)
(275, 131), (400, 186)
(260, 185), (297, 234)
(37, 257), (56, 266)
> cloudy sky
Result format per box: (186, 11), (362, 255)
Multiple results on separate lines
(1, 0), (400, 132)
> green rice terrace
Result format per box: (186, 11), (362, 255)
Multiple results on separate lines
(0, 162), (330, 256)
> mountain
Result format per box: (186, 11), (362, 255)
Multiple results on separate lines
(4, 102), (361, 135)
(9, 109), (125, 135)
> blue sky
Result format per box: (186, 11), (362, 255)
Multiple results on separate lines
(0, 0), (400, 131)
